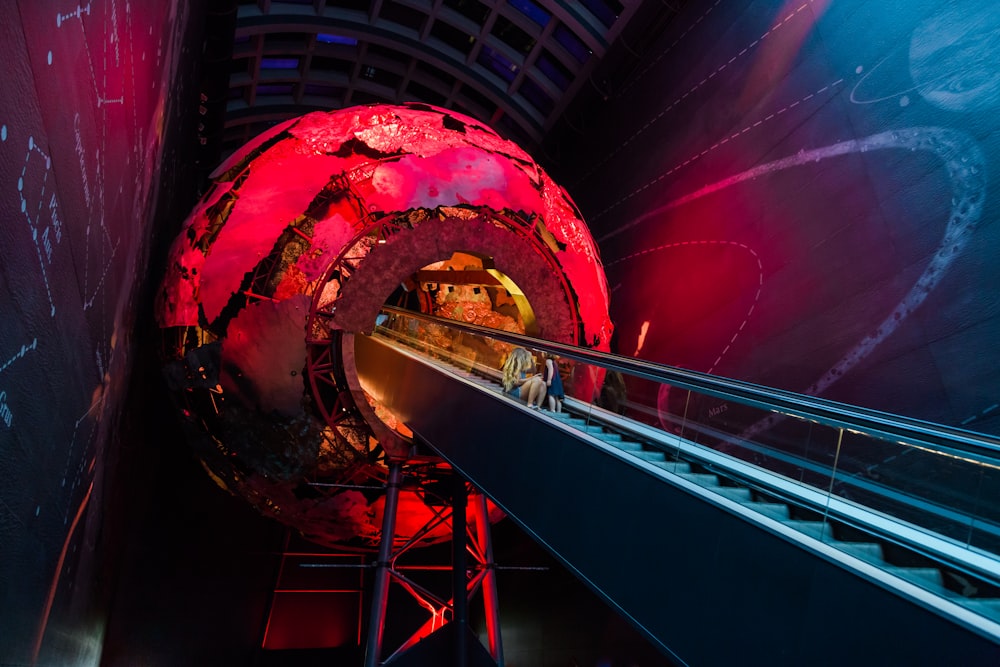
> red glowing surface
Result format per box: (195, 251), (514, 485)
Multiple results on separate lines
(262, 592), (359, 650)
(160, 103), (611, 350)
(156, 103), (612, 551)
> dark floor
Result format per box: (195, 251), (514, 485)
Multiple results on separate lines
(98, 349), (677, 666)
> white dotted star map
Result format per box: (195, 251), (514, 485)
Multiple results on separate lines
(0, 1), (191, 663)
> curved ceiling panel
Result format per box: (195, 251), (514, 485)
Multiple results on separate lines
(215, 0), (676, 160)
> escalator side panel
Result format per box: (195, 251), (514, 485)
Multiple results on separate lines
(356, 334), (1000, 666)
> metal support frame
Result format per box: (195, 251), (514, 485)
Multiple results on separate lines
(452, 474), (468, 667)
(364, 460), (403, 667)
(363, 460), (504, 666)
(474, 493), (504, 665)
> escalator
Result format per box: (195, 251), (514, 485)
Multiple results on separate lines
(355, 308), (1000, 666)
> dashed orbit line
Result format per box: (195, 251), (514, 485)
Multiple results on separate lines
(593, 78), (843, 230)
(576, 0), (819, 187)
(617, 0), (722, 97)
(606, 240), (763, 373)
(961, 403), (998, 427)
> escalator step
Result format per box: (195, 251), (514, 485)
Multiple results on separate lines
(634, 450), (666, 462)
(562, 417), (596, 430)
(744, 502), (791, 521)
(835, 541), (884, 562)
(607, 439), (643, 451)
(653, 461), (692, 474)
(780, 521), (887, 563)
(678, 473), (721, 487)
(886, 567), (945, 589)
(713, 487), (753, 502)
(784, 520), (833, 541)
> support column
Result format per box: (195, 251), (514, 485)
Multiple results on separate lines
(452, 475), (468, 667)
(474, 493), (504, 666)
(364, 461), (403, 667)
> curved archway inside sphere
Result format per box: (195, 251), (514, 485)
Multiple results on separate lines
(346, 249), (540, 445)
(308, 209), (582, 459)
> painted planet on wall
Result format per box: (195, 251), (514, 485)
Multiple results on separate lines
(850, 1), (1000, 112)
(909, 2), (1000, 112)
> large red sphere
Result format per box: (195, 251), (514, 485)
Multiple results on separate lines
(156, 103), (611, 549)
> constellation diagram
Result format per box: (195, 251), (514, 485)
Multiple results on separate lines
(73, 111), (120, 315)
(0, 338), (39, 430)
(56, 2), (91, 27)
(17, 134), (61, 318)
(49, 0), (156, 512)
(0, 0), (169, 532)
(56, 0), (140, 321)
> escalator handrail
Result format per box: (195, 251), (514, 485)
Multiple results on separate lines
(371, 329), (1000, 591)
(378, 306), (1000, 464)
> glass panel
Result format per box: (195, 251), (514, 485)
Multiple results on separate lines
(518, 77), (553, 115)
(553, 25), (590, 64)
(535, 50), (572, 91)
(380, 2), (428, 32)
(303, 84), (343, 99)
(459, 84), (495, 114)
(442, 0), (489, 24)
(317, 34), (358, 46)
(369, 306), (1000, 586)
(491, 14), (535, 55)
(477, 45), (519, 83)
(261, 57), (300, 70)
(972, 465), (1000, 554)
(579, 0), (622, 28)
(264, 32), (307, 49)
(406, 80), (447, 106)
(311, 55), (354, 75)
(430, 19), (475, 56)
(509, 0), (550, 28)
(256, 83), (295, 96)
(830, 431), (982, 543)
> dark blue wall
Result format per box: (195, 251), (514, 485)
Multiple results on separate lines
(558, 0), (1000, 435)
(0, 2), (211, 664)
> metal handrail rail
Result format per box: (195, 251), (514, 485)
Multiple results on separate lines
(378, 305), (1000, 464)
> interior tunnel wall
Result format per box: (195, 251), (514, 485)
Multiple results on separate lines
(553, 0), (1000, 436)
